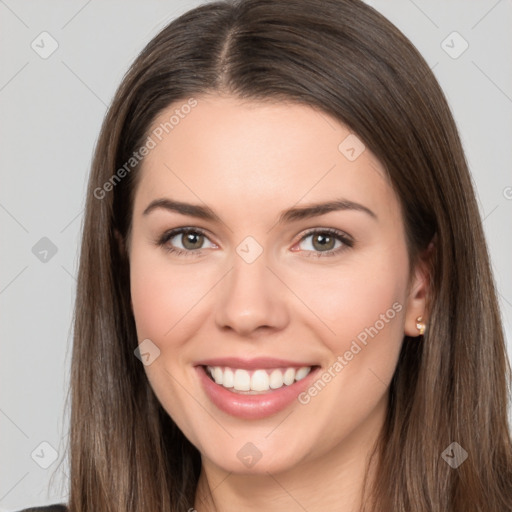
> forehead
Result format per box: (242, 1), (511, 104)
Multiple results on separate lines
(133, 95), (395, 222)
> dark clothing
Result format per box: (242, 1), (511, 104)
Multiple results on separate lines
(16, 505), (67, 512)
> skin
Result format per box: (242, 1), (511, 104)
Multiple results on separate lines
(126, 94), (429, 512)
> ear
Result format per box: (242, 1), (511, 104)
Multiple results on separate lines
(403, 238), (435, 337)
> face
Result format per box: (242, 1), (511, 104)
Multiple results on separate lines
(127, 95), (427, 475)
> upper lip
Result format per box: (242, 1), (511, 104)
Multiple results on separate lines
(195, 357), (318, 370)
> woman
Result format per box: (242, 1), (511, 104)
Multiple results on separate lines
(19, 0), (512, 510)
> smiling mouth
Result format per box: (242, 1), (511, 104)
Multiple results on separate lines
(202, 365), (319, 394)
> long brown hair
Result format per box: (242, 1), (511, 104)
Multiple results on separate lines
(64, 0), (512, 510)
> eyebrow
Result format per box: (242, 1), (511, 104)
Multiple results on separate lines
(142, 197), (377, 223)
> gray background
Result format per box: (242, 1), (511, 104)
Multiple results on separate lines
(1, 0), (511, 509)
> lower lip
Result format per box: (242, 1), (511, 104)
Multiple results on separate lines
(196, 365), (320, 420)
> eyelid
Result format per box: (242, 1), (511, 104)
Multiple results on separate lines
(157, 226), (354, 258)
(292, 227), (354, 257)
(295, 226), (354, 245)
(156, 226), (216, 257)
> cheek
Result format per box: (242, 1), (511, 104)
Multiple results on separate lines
(128, 245), (211, 435)
(286, 244), (408, 423)
(288, 246), (409, 352)
(290, 257), (407, 444)
(129, 246), (213, 344)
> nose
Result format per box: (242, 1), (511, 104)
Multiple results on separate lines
(214, 251), (290, 337)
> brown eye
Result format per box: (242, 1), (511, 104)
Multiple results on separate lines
(296, 229), (353, 257)
(179, 231), (205, 250)
(311, 233), (336, 251)
(158, 227), (216, 256)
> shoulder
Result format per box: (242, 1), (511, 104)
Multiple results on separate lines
(15, 505), (68, 512)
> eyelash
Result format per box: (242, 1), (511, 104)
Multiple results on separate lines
(156, 227), (354, 258)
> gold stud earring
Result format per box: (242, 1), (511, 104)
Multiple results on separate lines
(415, 316), (425, 336)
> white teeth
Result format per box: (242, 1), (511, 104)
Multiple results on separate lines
(213, 367), (223, 385)
(295, 366), (310, 381)
(206, 365), (313, 393)
(233, 369), (251, 391)
(283, 368), (296, 385)
(223, 368), (234, 388)
(269, 369), (284, 389)
(251, 370), (270, 391)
